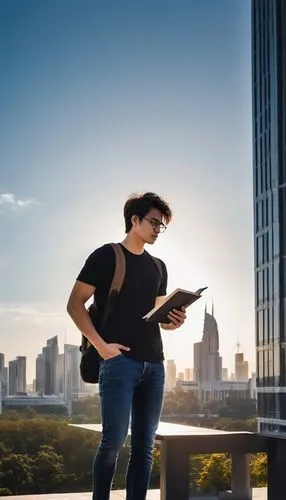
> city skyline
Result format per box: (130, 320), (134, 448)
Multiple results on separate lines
(1, 306), (251, 386)
(0, 0), (254, 382)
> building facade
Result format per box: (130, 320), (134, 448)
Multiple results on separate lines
(42, 336), (59, 395)
(235, 352), (249, 382)
(35, 354), (45, 393)
(252, 0), (286, 432)
(184, 368), (194, 381)
(194, 307), (222, 386)
(63, 344), (81, 401)
(0, 354), (8, 399)
(8, 357), (26, 395)
(180, 379), (250, 404)
(166, 360), (177, 390)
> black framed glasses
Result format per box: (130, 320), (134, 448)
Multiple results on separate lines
(143, 217), (167, 233)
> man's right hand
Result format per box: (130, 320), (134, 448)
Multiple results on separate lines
(98, 343), (130, 361)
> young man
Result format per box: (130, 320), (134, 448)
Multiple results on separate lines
(67, 192), (186, 500)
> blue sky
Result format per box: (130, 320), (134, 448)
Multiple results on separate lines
(0, 0), (253, 382)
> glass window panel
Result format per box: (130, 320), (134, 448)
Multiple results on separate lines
(269, 264), (273, 299)
(264, 232), (269, 262)
(273, 259), (279, 298)
(273, 190), (279, 221)
(258, 270), (264, 303)
(264, 306), (269, 341)
(268, 229), (273, 260)
(269, 303), (273, 341)
(273, 226), (280, 256)
(258, 350), (264, 378)
(264, 350), (269, 378)
(258, 310), (264, 342)
(258, 201), (263, 228)
(273, 303), (279, 339)
(265, 195), (269, 226)
(258, 236), (263, 265)
(274, 345), (280, 378)
(266, 267), (269, 301)
(268, 348), (274, 378)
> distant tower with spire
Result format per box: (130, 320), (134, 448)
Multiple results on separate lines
(194, 305), (222, 384)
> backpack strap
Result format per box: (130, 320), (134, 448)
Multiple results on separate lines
(101, 243), (126, 327)
(81, 244), (126, 353)
(151, 256), (163, 281)
(151, 256), (164, 295)
(108, 243), (126, 295)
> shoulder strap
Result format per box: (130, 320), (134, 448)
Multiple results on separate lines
(151, 256), (163, 281)
(108, 243), (126, 295)
(101, 243), (126, 328)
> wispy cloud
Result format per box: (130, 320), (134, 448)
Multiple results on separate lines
(0, 303), (66, 326)
(0, 192), (39, 213)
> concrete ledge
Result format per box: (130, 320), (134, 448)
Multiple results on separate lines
(3, 490), (268, 500)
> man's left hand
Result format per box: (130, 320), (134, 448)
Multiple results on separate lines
(160, 307), (187, 330)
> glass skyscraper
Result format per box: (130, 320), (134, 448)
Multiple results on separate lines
(252, 0), (286, 432)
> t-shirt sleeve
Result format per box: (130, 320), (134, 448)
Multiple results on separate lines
(157, 259), (168, 296)
(76, 244), (115, 288)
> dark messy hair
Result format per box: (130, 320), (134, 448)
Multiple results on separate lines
(124, 192), (172, 233)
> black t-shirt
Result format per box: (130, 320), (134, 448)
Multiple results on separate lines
(76, 243), (168, 362)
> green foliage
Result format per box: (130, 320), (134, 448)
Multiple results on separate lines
(0, 418), (99, 493)
(162, 390), (200, 415)
(0, 408), (68, 421)
(32, 445), (65, 493)
(0, 453), (34, 494)
(197, 454), (231, 492)
(0, 488), (13, 496)
(0, 442), (11, 459)
(250, 453), (267, 487)
(72, 395), (101, 422)
(162, 390), (257, 421)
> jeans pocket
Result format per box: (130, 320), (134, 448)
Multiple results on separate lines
(103, 353), (123, 364)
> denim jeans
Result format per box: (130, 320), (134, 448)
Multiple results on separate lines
(93, 354), (165, 500)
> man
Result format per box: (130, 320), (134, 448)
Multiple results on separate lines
(67, 192), (186, 500)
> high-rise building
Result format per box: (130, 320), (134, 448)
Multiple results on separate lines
(8, 357), (26, 395)
(194, 307), (222, 384)
(0, 354), (8, 398)
(235, 352), (249, 382)
(17, 357), (26, 393)
(0, 353), (4, 374)
(43, 336), (59, 395)
(35, 354), (45, 393)
(166, 360), (177, 389)
(35, 339), (81, 399)
(64, 344), (81, 401)
(9, 359), (18, 395)
(57, 353), (64, 395)
(222, 368), (229, 381)
(252, 0), (286, 432)
(184, 368), (194, 381)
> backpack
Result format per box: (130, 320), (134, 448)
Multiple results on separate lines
(79, 243), (163, 384)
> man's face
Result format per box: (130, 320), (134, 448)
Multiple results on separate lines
(132, 208), (166, 244)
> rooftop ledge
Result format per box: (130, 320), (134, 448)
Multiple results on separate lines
(5, 489), (268, 500)
(68, 423), (274, 500)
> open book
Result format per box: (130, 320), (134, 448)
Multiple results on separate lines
(143, 287), (208, 324)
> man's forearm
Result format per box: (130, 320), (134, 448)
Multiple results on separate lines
(67, 302), (106, 352)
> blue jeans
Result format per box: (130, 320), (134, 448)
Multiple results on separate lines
(93, 354), (165, 500)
